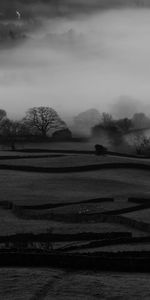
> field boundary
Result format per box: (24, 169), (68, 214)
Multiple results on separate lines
(17, 148), (150, 159)
(128, 197), (150, 204)
(13, 197), (114, 210)
(13, 208), (150, 234)
(0, 251), (150, 272)
(0, 162), (150, 173)
(0, 154), (65, 160)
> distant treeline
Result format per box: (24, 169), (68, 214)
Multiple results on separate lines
(0, 106), (72, 149)
(1, 105), (150, 154)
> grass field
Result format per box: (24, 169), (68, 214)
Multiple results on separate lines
(2, 154), (150, 167)
(0, 143), (150, 256)
(0, 208), (143, 236)
(0, 170), (150, 205)
(0, 168), (150, 204)
(123, 208), (150, 223)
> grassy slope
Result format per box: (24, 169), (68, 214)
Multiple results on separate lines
(0, 208), (142, 236)
(0, 150), (150, 249)
(123, 208), (150, 223)
(0, 168), (150, 204)
(2, 154), (150, 167)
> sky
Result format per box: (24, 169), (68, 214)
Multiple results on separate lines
(1, 7), (150, 120)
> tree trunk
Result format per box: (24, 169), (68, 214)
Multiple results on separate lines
(41, 130), (47, 138)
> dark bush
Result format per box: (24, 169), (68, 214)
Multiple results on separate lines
(95, 144), (107, 155)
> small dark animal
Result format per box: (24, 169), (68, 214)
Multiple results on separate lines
(95, 144), (107, 155)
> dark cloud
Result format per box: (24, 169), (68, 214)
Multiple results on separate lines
(1, 0), (150, 19)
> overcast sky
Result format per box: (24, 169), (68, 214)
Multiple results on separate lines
(1, 7), (150, 120)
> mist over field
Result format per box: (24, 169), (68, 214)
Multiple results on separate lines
(1, 5), (150, 120)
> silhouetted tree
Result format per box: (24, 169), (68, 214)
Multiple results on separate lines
(0, 109), (7, 123)
(25, 106), (66, 137)
(116, 118), (133, 133)
(132, 113), (150, 129)
(0, 119), (28, 150)
(133, 133), (150, 155)
(92, 113), (130, 147)
(101, 113), (113, 128)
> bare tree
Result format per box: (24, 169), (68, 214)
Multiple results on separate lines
(133, 133), (150, 155)
(1, 119), (23, 136)
(25, 106), (66, 137)
(101, 113), (113, 128)
(116, 118), (133, 133)
(0, 119), (23, 150)
(0, 109), (7, 123)
(132, 113), (150, 129)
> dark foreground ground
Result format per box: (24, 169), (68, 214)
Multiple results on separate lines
(1, 142), (150, 298)
(1, 268), (150, 300)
